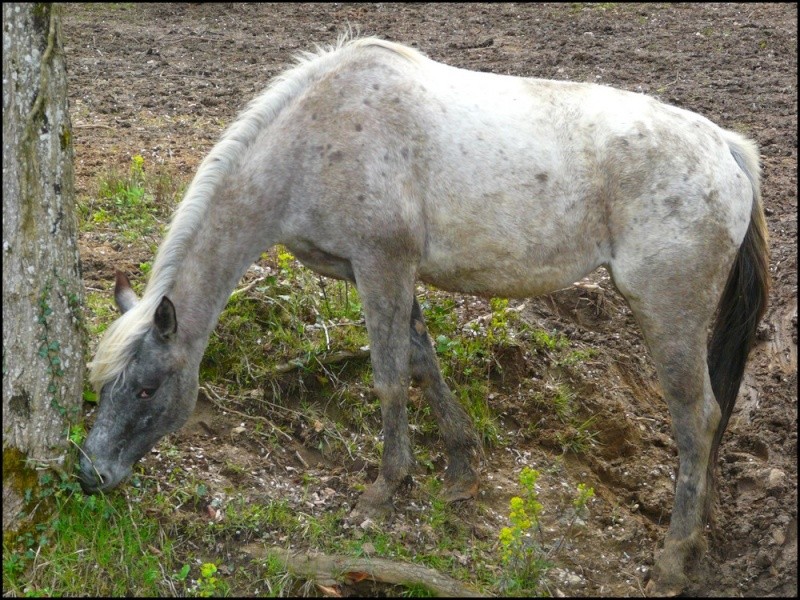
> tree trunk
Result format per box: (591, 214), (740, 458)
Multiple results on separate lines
(2, 3), (84, 535)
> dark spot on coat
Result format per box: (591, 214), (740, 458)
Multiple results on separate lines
(363, 98), (371, 106)
(401, 147), (409, 160)
(704, 190), (719, 204)
(357, 194), (366, 202)
(355, 123), (362, 132)
(536, 173), (548, 183)
(373, 83), (380, 90)
(392, 96), (400, 103)
(311, 113), (317, 120)
(329, 150), (344, 162)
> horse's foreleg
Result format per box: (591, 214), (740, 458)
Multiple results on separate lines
(409, 298), (481, 502)
(351, 260), (417, 519)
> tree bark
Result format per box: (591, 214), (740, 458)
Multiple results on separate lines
(2, 3), (84, 534)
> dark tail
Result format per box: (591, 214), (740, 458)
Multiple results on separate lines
(706, 132), (770, 517)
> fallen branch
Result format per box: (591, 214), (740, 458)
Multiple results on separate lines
(273, 348), (370, 374)
(263, 547), (486, 597)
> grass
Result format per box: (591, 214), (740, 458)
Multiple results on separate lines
(77, 154), (179, 244)
(3, 475), (178, 596)
(5, 156), (610, 596)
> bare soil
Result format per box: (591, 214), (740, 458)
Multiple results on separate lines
(63, 3), (796, 597)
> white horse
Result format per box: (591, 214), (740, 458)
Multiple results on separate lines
(79, 36), (769, 595)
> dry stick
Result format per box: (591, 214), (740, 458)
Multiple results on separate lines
(264, 547), (486, 597)
(73, 123), (115, 130)
(273, 348), (370, 374)
(200, 384), (293, 442)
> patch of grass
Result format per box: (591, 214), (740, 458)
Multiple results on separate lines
(556, 415), (601, 455)
(556, 347), (598, 367)
(84, 290), (118, 337)
(202, 247), (370, 394)
(457, 380), (500, 447)
(529, 328), (568, 353)
(252, 553), (298, 597)
(570, 2), (617, 13)
(78, 155), (182, 243)
(551, 382), (576, 422)
(2, 474), (178, 596)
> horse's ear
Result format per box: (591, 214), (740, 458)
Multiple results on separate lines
(154, 296), (178, 340)
(114, 270), (139, 314)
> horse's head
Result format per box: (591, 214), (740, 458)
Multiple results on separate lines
(79, 272), (198, 493)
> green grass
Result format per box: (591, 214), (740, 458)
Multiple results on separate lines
(77, 154), (181, 243)
(557, 415), (602, 455)
(3, 475), (177, 596)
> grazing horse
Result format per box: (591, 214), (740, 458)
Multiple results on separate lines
(79, 36), (769, 595)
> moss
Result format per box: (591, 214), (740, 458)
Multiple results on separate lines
(31, 3), (52, 34)
(59, 123), (72, 151)
(2, 447), (41, 545)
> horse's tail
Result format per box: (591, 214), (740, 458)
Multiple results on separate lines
(705, 131), (770, 518)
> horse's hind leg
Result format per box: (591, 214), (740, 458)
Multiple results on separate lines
(611, 258), (728, 595)
(409, 298), (480, 502)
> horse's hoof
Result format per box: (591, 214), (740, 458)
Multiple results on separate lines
(350, 497), (394, 524)
(443, 477), (479, 503)
(350, 479), (395, 523)
(645, 565), (688, 597)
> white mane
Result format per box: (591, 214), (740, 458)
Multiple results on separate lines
(88, 35), (425, 390)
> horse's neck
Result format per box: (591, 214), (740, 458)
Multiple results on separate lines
(165, 181), (278, 350)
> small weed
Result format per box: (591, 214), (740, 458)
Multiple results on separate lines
(498, 468), (596, 595)
(551, 382), (576, 422)
(189, 562), (229, 597)
(557, 347), (598, 367)
(498, 467), (548, 595)
(556, 415), (601, 455)
(530, 328), (568, 353)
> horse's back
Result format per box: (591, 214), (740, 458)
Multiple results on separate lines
(272, 40), (755, 298)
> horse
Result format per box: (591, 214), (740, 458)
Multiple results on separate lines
(78, 36), (769, 595)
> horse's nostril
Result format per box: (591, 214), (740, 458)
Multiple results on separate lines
(79, 457), (108, 493)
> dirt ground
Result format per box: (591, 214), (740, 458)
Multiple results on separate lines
(63, 3), (796, 597)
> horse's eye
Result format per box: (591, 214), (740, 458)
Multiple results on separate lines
(136, 387), (157, 399)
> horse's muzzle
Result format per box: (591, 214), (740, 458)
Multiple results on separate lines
(78, 453), (128, 493)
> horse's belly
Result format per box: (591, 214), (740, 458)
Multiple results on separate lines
(418, 241), (599, 299)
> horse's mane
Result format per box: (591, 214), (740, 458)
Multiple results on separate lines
(88, 35), (425, 391)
